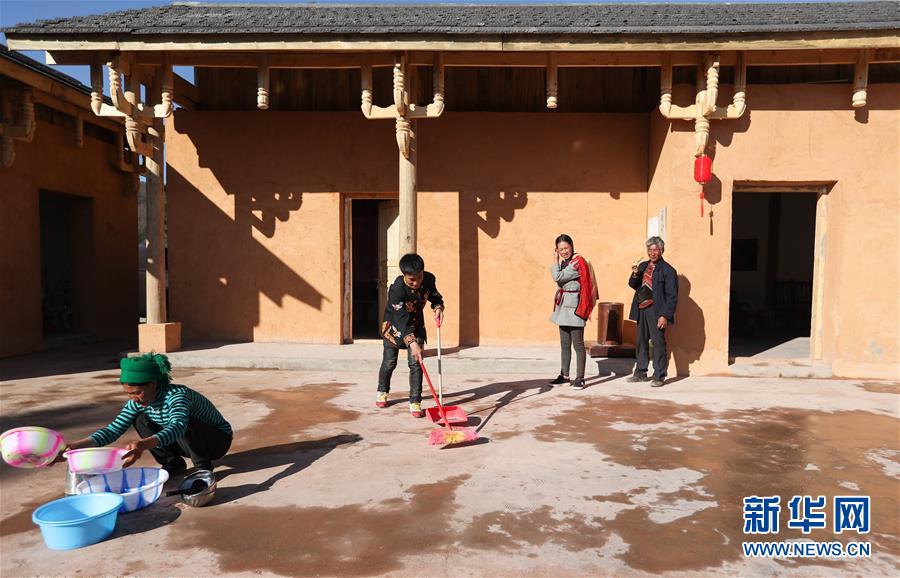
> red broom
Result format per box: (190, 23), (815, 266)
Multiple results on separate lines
(421, 361), (478, 446)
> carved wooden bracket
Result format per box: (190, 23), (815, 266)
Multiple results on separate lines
(257, 54), (270, 110)
(853, 49), (869, 108)
(660, 52), (748, 156)
(361, 53), (445, 120)
(89, 54), (174, 158)
(395, 117), (412, 158)
(546, 53), (558, 109)
(0, 86), (35, 167)
(361, 53), (444, 158)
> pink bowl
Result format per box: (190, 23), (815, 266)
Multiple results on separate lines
(64, 448), (128, 474)
(0, 427), (66, 468)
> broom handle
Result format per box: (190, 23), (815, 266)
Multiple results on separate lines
(437, 323), (443, 404)
(420, 361), (454, 432)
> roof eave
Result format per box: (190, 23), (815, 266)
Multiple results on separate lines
(7, 29), (900, 56)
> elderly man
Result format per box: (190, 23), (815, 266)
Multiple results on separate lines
(627, 236), (678, 387)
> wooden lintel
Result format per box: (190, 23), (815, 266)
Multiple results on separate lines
(734, 181), (836, 193)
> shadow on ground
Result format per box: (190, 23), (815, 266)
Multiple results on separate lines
(0, 341), (129, 381)
(434, 375), (619, 433)
(212, 434), (362, 505)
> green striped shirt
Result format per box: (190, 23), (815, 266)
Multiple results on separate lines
(91, 383), (233, 447)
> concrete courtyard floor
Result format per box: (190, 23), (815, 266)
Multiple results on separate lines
(0, 350), (898, 577)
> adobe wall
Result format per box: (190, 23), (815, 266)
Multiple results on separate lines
(167, 84), (900, 379)
(649, 83), (899, 378)
(0, 114), (138, 357)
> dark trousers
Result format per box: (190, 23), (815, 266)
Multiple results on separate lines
(635, 308), (668, 380)
(559, 326), (586, 379)
(134, 413), (232, 471)
(377, 339), (424, 403)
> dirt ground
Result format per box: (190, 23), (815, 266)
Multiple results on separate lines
(1, 358), (898, 577)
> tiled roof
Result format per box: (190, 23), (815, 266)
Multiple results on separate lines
(0, 44), (94, 96)
(4, 2), (899, 36)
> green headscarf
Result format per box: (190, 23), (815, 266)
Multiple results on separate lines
(120, 353), (172, 385)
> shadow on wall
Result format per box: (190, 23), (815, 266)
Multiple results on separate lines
(167, 166), (326, 342)
(167, 111), (413, 342)
(458, 190), (528, 345)
(670, 274), (706, 376)
(239, 190), (304, 239)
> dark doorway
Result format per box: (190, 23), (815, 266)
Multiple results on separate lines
(350, 199), (399, 340)
(40, 192), (95, 343)
(729, 192), (817, 360)
(351, 200), (379, 338)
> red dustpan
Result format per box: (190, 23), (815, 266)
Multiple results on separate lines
(426, 320), (469, 426)
(426, 405), (468, 426)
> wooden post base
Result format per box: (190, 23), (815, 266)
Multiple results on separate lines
(138, 322), (182, 353)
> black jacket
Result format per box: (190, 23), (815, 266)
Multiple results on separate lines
(381, 272), (444, 348)
(628, 258), (678, 323)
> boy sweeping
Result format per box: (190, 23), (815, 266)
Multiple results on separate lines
(376, 253), (444, 417)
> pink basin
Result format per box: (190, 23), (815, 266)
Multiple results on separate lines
(64, 448), (128, 474)
(0, 427), (66, 469)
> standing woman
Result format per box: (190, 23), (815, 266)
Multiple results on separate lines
(549, 234), (596, 390)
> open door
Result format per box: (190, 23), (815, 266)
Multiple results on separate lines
(347, 198), (399, 341)
(377, 200), (400, 318)
(729, 191), (818, 360)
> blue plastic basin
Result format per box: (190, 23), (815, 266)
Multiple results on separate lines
(32, 493), (124, 550)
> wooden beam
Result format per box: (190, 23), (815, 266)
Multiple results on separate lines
(745, 47), (900, 66)
(734, 181), (836, 193)
(500, 31), (900, 52)
(30, 89), (124, 132)
(9, 29), (900, 54)
(172, 72), (199, 110)
(46, 50), (113, 65)
(131, 51), (394, 68)
(31, 46), (900, 72)
(398, 121), (417, 255)
(145, 69), (167, 325)
(0, 56), (125, 128)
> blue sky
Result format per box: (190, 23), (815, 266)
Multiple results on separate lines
(0, 0), (852, 88)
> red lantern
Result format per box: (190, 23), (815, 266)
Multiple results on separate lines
(694, 154), (712, 184)
(694, 154), (712, 216)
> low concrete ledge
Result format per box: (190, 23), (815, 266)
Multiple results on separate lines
(161, 341), (638, 376)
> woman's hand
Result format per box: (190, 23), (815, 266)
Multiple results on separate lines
(122, 438), (156, 468)
(434, 307), (443, 328)
(122, 441), (144, 468)
(50, 449), (68, 466)
(657, 316), (668, 330)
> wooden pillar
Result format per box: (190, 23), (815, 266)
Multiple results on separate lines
(145, 116), (167, 325)
(398, 118), (417, 254)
